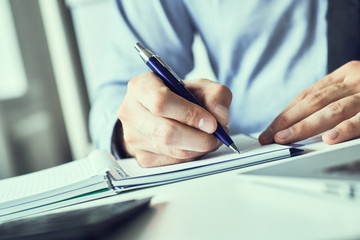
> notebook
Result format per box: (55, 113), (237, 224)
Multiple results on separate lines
(0, 134), (299, 222)
(240, 137), (360, 202)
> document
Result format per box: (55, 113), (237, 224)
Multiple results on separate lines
(0, 134), (297, 222)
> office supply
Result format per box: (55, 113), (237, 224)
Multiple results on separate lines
(0, 134), (297, 222)
(0, 197), (151, 240)
(134, 42), (240, 154)
(240, 137), (360, 201)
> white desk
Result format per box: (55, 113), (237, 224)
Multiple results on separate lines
(48, 146), (360, 240)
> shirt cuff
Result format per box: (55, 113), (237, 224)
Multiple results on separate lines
(111, 120), (132, 159)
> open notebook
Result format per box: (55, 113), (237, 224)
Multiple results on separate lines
(0, 134), (299, 222)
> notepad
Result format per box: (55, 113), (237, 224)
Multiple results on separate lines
(0, 134), (299, 222)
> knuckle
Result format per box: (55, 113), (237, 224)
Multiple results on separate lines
(328, 102), (344, 116)
(137, 159), (150, 168)
(215, 84), (232, 96)
(305, 92), (324, 108)
(147, 87), (170, 115)
(212, 84), (233, 104)
(127, 78), (136, 90)
(182, 106), (198, 125)
(127, 75), (141, 91)
(332, 82), (346, 92)
(153, 122), (179, 146)
(139, 160), (156, 168)
(351, 94), (360, 105)
(117, 103), (132, 123)
(199, 136), (217, 152)
(137, 152), (173, 168)
(322, 74), (333, 83)
(195, 78), (208, 84)
(136, 154), (154, 168)
(170, 149), (193, 159)
(298, 89), (311, 101)
(294, 120), (310, 133)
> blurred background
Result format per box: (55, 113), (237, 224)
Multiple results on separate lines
(0, 0), (103, 179)
(0, 0), (213, 180)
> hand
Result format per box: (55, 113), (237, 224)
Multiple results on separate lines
(117, 72), (232, 167)
(259, 61), (360, 145)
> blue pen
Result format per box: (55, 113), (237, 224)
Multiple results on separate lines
(134, 42), (240, 154)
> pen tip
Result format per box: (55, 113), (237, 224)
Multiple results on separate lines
(134, 42), (142, 53)
(229, 144), (240, 154)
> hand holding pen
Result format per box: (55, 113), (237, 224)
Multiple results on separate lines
(116, 43), (238, 167)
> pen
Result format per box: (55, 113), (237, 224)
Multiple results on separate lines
(134, 42), (240, 154)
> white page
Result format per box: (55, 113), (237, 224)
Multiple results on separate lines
(0, 158), (95, 204)
(117, 134), (290, 177)
(0, 150), (115, 206)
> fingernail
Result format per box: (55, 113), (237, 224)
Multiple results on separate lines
(260, 127), (274, 142)
(324, 129), (339, 140)
(276, 128), (293, 140)
(199, 118), (214, 133)
(214, 104), (229, 120)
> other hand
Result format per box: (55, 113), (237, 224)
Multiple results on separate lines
(259, 61), (360, 145)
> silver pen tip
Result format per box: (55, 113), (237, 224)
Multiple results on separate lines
(134, 42), (143, 53)
(134, 42), (153, 61)
(229, 144), (240, 154)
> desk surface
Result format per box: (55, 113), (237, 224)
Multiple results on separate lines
(47, 144), (360, 240)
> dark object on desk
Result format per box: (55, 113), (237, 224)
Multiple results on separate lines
(326, 160), (360, 175)
(0, 197), (151, 240)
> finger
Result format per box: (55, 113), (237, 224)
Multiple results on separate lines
(273, 94), (360, 144)
(135, 150), (198, 168)
(185, 79), (232, 126)
(280, 64), (347, 113)
(130, 73), (218, 134)
(322, 112), (360, 145)
(130, 111), (219, 153)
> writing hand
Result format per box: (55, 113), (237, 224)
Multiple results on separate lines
(117, 72), (232, 167)
(259, 61), (360, 145)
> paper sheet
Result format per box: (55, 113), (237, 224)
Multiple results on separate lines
(0, 158), (94, 204)
(117, 134), (290, 177)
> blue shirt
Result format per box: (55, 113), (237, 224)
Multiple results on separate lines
(88, 0), (328, 153)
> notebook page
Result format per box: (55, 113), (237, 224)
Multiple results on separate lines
(118, 134), (288, 177)
(0, 158), (96, 204)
